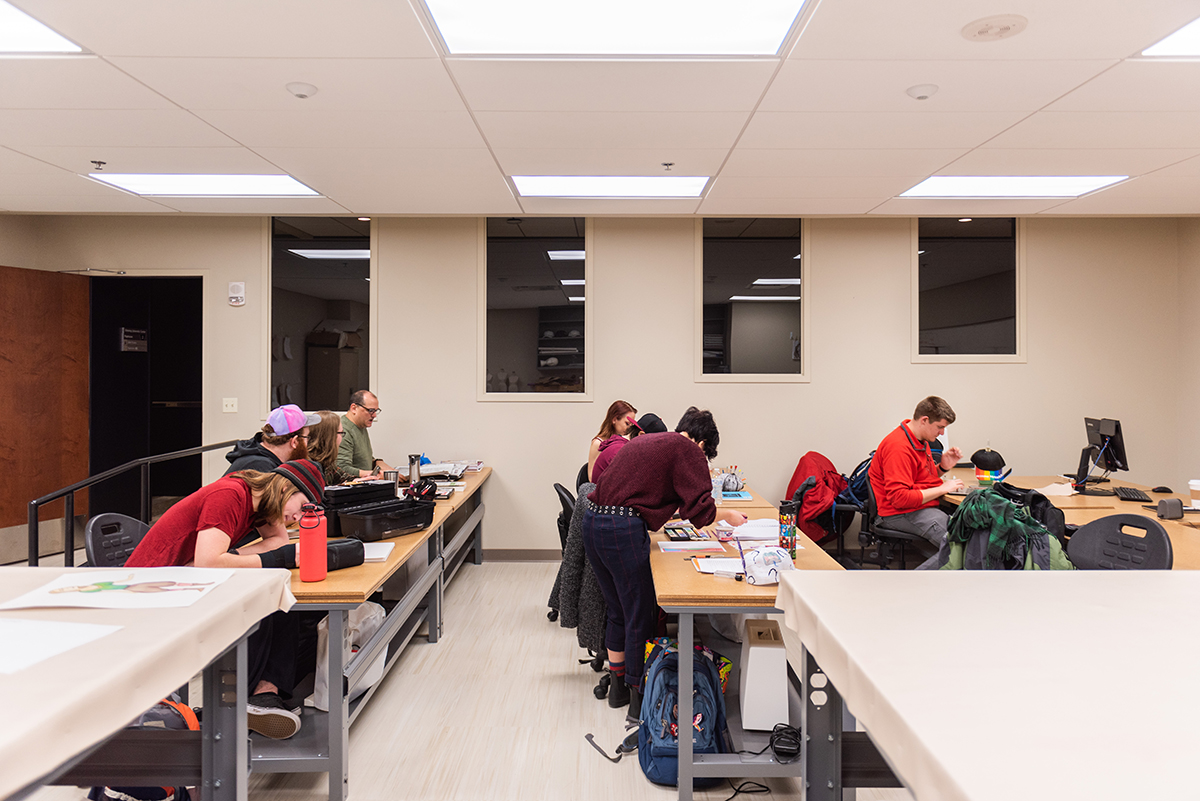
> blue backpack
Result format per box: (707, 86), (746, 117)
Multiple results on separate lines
(637, 642), (729, 787)
(837, 451), (874, 507)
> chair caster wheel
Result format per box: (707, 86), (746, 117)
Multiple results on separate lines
(594, 684), (608, 700)
(547, 609), (558, 622)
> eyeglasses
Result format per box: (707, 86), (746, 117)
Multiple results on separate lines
(295, 433), (310, 440)
(337, 430), (345, 437)
(358, 406), (381, 416)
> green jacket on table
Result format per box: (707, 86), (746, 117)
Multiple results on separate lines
(936, 486), (1075, 571)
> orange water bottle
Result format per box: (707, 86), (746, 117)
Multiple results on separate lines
(298, 504), (327, 582)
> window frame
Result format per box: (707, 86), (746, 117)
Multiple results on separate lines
(476, 216), (594, 402)
(910, 217), (1027, 364)
(693, 218), (811, 384)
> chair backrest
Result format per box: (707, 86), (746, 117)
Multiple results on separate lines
(575, 463), (589, 491)
(554, 483), (576, 518)
(1067, 513), (1173, 570)
(84, 513), (151, 567)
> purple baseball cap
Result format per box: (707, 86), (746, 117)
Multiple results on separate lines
(266, 404), (320, 437)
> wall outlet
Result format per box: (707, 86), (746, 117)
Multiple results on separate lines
(222, 398), (238, 413)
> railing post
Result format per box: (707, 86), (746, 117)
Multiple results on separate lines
(64, 493), (75, 567)
(141, 463), (151, 524)
(28, 502), (39, 567)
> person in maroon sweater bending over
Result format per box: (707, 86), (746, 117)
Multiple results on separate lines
(584, 407), (748, 713)
(126, 459), (326, 740)
(867, 396), (965, 568)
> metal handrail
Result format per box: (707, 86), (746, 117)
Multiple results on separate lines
(27, 439), (239, 567)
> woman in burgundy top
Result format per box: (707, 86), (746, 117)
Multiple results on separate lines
(584, 407), (747, 712)
(587, 399), (637, 482)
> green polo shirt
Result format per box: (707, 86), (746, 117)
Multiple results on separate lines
(338, 414), (375, 474)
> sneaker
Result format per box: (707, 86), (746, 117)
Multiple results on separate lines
(247, 692), (301, 739)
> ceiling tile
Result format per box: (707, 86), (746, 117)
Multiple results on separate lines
(109, 57), (465, 111)
(1144, 153), (1200, 177)
(449, 59), (777, 112)
(739, 111), (1027, 149)
(152, 196), (352, 214)
(722, 148), (965, 176)
(870, 197), (1065, 215)
(696, 197), (880, 215)
(0, 109), (237, 148)
(761, 59), (1113, 112)
(1048, 59), (1200, 112)
(985, 111), (1200, 149)
(17, 0), (437, 58)
(790, 0), (1199, 61)
(707, 174), (922, 199)
(0, 57), (173, 109)
(493, 148), (729, 176)
(1084, 173), (1200, 198)
(475, 111), (749, 150)
(13, 145), (284, 175)
(1045, 193), (1200, 215)
(0, 146), (63, 173)
(516, 198), (702, 215)
(193, 109), (486, 149)
(0, 192), (174, 212)
(942, 147), (1199, 176)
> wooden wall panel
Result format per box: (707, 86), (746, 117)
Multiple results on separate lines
(0, 265), (89, 528)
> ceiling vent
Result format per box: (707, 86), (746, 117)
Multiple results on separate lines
(962, 15), (1028, 42)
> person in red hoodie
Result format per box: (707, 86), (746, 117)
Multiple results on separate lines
(868, 396), (965, 566)
(585, 407), (747, 713)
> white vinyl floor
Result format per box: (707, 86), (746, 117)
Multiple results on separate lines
(27, 561), (911, 801)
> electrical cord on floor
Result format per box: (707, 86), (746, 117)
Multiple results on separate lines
(721, 779), (770, 801)
(737, 723), (802, 764)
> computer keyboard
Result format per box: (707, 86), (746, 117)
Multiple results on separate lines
(1113, 486), (1151, 502)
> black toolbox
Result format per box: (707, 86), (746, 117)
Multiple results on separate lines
(338, 498), (436, 542)
(324, 480), (397, 509)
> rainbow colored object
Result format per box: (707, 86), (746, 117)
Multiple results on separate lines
(975, 467), (1004, 485)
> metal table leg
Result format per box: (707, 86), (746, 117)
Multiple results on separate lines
(802, 647), (843, 801)
(328, 610), (348, 801)
(677, 611), (694, 801)
(202, 637), (248, 801)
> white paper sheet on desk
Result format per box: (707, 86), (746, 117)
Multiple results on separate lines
(692, 557), (746, 575)
(362, 542), (395, 562)
(1036, 483), (1076, 496)
(0, 567), (233, 610)
(731, 518), (781, 540)
(0, 618), (123, 674)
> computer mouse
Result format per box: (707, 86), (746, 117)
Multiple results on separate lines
(1152, 486), (1173, 494)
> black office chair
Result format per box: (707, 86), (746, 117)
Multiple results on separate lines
(84, 513), (151, 567)
(554, 483), (576, 552)
(857, 482), (935, 569)
(576, 463), (589, 491)
(1067, 513), (1173, 570)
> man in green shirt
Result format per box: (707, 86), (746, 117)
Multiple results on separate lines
(337, 390), (395, 478)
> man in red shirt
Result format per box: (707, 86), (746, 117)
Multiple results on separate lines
(868, 396), (965, 564)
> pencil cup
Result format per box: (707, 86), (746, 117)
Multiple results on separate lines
(711, 477), (723, 505)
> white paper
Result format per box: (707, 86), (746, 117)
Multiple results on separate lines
(362, 542), (395, 562)
(732, 518), (781, 540)
(0, 567), (233, 610)
(1037, 482), (1077, 496)
(0, 618), (122, 674)
(692, 557), (746, 574)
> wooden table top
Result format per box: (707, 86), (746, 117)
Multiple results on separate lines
(944, 470), (1188, 511)
(288, 466), (491, 604)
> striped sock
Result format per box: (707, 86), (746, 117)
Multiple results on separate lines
(608, 660), (625, 680)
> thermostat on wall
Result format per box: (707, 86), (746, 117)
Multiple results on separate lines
(228, 282), (245, 307)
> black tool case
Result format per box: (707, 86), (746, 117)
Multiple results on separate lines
(337, 498), (436, 542)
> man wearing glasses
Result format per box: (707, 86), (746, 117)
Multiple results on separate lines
(224, 404), (319, 475)
(338, 389), (395, 478)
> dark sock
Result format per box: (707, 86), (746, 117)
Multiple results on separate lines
(609, 660), (625, 680)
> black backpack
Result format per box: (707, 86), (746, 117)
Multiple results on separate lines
(991, 482), (1066, 542)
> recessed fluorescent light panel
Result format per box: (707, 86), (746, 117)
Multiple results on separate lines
(900, 176), (1126, 198)
(548, 251), (586, 260)
(423, 0), (808, 55)
(753, 278), (802, 286)
(0, 1), (82, 53)
(1143, 16), (1200, 56)
(514, 176), (709, 198)
(560, 279), (586, 286)
(288, 249), (371, 260)
(88, 173), (320, 197)
(729, 295), (800, 301)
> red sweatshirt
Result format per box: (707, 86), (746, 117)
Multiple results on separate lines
(590, 432), (716, 532)
(868, 421), (942, 517)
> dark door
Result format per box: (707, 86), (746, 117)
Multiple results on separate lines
(89, 277), (203, 518)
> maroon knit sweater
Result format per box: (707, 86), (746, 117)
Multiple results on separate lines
(589, 432), (716, 532)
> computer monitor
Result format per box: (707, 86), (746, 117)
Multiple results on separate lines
(1085, 417), (1128, 473)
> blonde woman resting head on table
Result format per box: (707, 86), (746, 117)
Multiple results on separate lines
(589, 399), (637, 482)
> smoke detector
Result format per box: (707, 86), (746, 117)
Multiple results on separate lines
(962, 14), (1028, 42)
(286, 82), (318, 99)
(906, 84), (939, 101)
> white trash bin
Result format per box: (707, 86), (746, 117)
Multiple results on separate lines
(738, 618), (788, 731)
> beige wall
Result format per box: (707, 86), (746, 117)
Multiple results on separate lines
(3, 213), (1196, 556)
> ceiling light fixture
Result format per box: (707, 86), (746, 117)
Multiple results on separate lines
(422, 0), (810, 55)
(88, 173), (319, 197)
(959, 218), (973, 223)
(560, 279), (586, 285)
(1143, 16), (1200, 56)
(514, 175), (709, 198)
(285, 81), (318, 99)
(358, 217), (371, 221)
(548, 250), (586, 260)
(906, 84), (938, 100)
(900, 175), (1127, 198)
(288, 249), (371, 259)
(568, 296), (585, 302)
(752, 278), (802, 286)
(0, 1), (82, 53)
(729, 295), (800, 301)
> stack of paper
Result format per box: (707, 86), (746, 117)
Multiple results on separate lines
(731, 518), (780, 541)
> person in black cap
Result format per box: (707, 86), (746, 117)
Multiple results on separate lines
(126, 460), (327, 739)
(590, 413), (669, 485)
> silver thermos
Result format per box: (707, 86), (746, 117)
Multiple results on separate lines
(409, 454), (422, 486)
